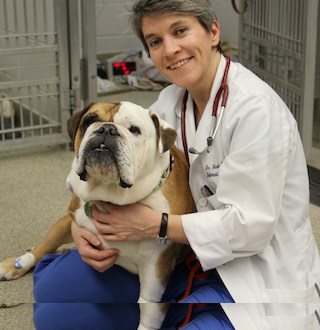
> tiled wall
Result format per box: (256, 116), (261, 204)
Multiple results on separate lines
(95, 0), (240, 54)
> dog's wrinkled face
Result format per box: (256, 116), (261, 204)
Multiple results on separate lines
(67, 102), (177, 200)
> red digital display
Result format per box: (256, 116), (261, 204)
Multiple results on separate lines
(112, 61), (136, 76)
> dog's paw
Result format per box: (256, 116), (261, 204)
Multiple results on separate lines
(0, 257), (30, 280)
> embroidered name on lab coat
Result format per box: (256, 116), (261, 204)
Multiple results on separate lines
(205, 163), (221, 178)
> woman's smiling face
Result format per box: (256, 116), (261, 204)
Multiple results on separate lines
(142, 14), (220, 91)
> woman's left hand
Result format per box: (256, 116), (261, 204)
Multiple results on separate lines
(91, 201), (160, 242)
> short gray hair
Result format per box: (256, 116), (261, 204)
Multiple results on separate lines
(130, 0), (222, 54)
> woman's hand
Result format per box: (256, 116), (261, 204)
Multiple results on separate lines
(91, 201), (189, 245)
(91, 202), (160, 242)
(72, 201), (188, 272)
(71, 221), (119, 272)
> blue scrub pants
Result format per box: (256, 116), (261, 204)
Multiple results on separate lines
(33, 250), (234, 329)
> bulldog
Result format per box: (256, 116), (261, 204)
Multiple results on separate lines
(0, 102), (196, 329)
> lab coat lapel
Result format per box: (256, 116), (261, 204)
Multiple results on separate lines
(181, 93), (196, 165)
(189, 105), (215, 165)
(189, 55), (227, 166)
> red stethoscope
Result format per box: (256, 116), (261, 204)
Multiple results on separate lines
(181, 56), (231, 163)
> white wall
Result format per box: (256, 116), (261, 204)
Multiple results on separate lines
(95, 0), (139, 54)
(213, 0), (240, 48)
(95, 0), (240, 54)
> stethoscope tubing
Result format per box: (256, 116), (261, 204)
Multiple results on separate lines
(181, 56), (231, 162)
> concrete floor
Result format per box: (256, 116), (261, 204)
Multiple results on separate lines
(0, 90), (319, 329)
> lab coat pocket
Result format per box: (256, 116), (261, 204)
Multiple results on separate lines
(196, 183), (218, 210)
(206, 194), (223, 210)
(266, 311), (320, 330)
(265, 284), (320, 303)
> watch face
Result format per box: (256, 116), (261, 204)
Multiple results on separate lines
(156, 235), (167, 245)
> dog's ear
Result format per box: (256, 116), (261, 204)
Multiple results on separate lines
(67, 103), (93, 141)
(151, 113), (177, 153)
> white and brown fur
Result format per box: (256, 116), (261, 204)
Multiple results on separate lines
(0, 102), (195, 330)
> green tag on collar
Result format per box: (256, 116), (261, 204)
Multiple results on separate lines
(84, 202), (92, 218)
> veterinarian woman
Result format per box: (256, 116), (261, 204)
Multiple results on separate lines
(33, 0), (320, 329)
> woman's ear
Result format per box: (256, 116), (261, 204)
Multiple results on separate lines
(210, 20), (221, 48)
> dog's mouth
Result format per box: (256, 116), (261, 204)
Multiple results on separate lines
(77, 133), (133, 188)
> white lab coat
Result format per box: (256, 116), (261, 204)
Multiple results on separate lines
(151, 56), (320, 329)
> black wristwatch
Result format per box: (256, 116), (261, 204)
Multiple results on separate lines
(156, 213), (168, 244)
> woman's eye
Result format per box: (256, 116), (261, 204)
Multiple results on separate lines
(129, 126), (141, 136)
(176, 27), (187, 36)
(149, 39), (161, 49)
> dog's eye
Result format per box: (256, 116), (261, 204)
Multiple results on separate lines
(129, 126), (141, 136)
(81, 113), (99, 135)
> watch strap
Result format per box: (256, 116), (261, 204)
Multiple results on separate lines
(156, 213), (168, 244)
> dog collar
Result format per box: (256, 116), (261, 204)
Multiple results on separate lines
(153, 154), (174, 193)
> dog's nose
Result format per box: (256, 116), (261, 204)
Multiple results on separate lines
(96, 124), (119, 137)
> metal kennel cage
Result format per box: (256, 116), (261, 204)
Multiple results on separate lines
(238, 0), (319, 160)
(0, 0), (96, 152)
